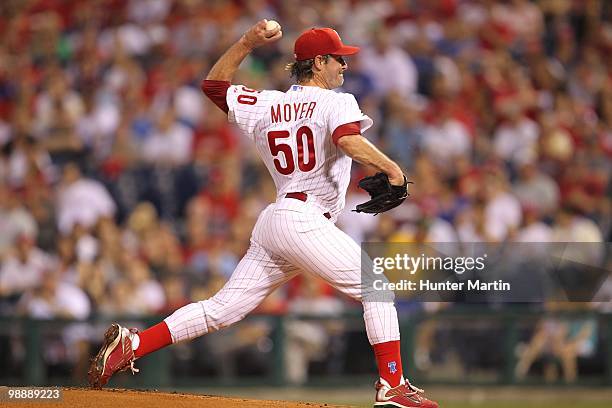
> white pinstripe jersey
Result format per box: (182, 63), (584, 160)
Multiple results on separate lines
(226, 84), (373, 216)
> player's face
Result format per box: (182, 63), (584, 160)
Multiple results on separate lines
(322, 54), (347, 89)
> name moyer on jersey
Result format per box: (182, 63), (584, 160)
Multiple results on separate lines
(271, 101), (317, 122)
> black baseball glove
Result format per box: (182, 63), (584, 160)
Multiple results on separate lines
(353, 173), (411, 215)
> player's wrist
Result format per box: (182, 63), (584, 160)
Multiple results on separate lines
(239, 35), (256, 51)
(388, 173), (405, 186)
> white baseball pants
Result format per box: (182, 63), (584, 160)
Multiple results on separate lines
(164, 197), (399, 345)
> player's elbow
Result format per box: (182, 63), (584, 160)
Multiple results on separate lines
(337, 134), (364, 149)
(337, 134), (366, 156)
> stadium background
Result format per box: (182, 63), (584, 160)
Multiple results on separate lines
(0, 0), (611, 406)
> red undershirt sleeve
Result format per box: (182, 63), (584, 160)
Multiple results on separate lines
(201, 79), (231, 114)
(332, 121), (361, 145)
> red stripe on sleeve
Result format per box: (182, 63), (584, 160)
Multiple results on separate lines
(201, 79), (231, 114)
(332, 121), (361, 145)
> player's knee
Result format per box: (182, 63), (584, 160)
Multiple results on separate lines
(201, 297), (251, 330)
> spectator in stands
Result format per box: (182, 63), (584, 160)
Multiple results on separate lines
(150, 62), (205, 129)
(482, 172), (522, 241)
(0, 233), (52, 300)
(100, 278), (141, 317)
(421, 101), (471, 165)
(361, 25), (418, 98)
(552, 206), (604, 244)
(513, 163), (560, 217)
(16, 268), (92, 381)
(514, 206), (553, 243)
(55, 162), (116, 235)
(125, 257), (166, 314)
(141, 108), (194, 166)
(17, 270), (90, 320)
(125, 201), (184, 277)
(34, 72), (85, 166)
(75, 90), (120, 162)
(456, 201), (492, 243)
(515, 303), (598, 383)
(0, 185), (38, 257)
(493, 100), (540, 168)
(384, 93), (425, 171)
(159, 275), (189, 315)
(1, 120), (54, 189)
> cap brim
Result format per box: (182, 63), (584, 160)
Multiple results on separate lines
(333, 45), (360, 56)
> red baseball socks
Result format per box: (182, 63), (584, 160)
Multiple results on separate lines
(133, 321), (172, 358)
(373, 340), (404, 387)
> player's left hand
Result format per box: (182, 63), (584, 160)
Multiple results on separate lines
(241, 20), (282, 50)
(353, 173), (412, 215)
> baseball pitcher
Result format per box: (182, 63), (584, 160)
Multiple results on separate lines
(88, 20), (437, 408)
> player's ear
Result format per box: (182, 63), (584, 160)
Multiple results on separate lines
(313, 55), (326, 71)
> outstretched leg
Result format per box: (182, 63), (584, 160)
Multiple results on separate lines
(88, 240), (299, 388)
(258, 207), (438, 408)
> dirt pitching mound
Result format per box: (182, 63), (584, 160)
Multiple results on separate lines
(3, 388), (351, 408)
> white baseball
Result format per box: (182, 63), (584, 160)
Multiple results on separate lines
(265, 20), (280, 36)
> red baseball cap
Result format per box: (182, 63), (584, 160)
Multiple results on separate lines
(294, 28), (360, 61)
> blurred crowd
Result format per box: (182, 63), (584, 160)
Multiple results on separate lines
(0, 0), (610, 331)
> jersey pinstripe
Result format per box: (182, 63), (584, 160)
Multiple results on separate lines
(226, 84), (373, 217)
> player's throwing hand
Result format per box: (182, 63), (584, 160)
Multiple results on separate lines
(240, 19), (282, 50)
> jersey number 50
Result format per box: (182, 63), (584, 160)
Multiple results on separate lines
(267, 126), (316, 175)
